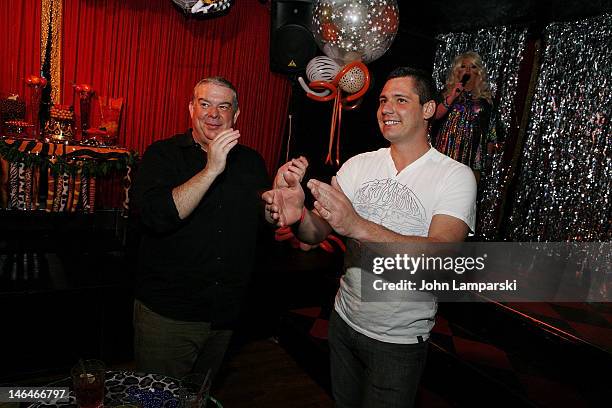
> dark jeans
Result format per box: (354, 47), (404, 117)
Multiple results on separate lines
(328, 310), (428, 408)
(133, 299), (232, 380)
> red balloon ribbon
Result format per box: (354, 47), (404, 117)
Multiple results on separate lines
(305, 80), (338, 102)
(304, 62), (371, 166)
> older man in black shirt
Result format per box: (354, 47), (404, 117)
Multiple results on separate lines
(132, 77), (306, 379)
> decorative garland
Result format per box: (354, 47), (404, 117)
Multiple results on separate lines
(0, 138), (137, 178)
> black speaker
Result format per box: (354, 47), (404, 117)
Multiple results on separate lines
(270, 0), (318, 74)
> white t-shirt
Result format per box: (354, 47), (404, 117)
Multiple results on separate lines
(334, 147), (476, 344)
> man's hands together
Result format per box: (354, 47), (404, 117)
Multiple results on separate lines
(263, 159), (365, 239)
(263, 156), (309, 227)
(308, 176), (364, 238)
(273, 156), (308, 189)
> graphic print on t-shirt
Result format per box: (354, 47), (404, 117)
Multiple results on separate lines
(353, 178), (428, 236)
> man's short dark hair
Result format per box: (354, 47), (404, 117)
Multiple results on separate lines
(386, 67), (437, 105)
(193, 76), (239, 111)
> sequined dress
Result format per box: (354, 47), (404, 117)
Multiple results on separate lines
(434, 92), (494, 170)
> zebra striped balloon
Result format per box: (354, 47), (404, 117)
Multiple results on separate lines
(306, 56), (341, 82)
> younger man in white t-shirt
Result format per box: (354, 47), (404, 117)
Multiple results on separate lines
(263, 67), (476, 408)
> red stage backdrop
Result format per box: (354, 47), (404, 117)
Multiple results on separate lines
(2, 0), (291, 176)
(0, 0), (42, 101)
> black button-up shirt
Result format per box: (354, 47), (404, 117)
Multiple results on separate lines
(132, 130), (269, 327)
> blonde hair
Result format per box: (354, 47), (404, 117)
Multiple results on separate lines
(444, 51), (492, 103)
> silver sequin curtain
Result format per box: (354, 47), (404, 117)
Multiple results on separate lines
(433, 27), (527, 240)
(510, 14), (612, 242)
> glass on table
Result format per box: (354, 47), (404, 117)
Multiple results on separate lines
(71, 359), (106, 408)
(177, 370), (211, 408)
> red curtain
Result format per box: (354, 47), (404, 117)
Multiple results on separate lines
(61, 0), (291, 175)
(0, 0), (42, 101)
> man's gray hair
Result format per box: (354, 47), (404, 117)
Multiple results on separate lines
(192, 76), (238, 111)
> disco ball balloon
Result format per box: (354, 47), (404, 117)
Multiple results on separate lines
(306, 56), (342, 82)
(312, 0), (399, 65)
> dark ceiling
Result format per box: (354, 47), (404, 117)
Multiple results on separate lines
(400, 0), (612, 34)
(380, 0), (612, 69)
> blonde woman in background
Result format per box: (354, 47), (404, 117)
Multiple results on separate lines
(434, 51), (497, 179)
